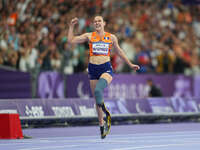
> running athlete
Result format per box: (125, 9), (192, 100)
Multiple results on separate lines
(68, 16), (140, 139)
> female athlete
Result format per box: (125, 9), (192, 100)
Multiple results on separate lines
(68, 16), (140, 139)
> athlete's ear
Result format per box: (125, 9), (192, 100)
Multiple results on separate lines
(104, 21), (106, 26)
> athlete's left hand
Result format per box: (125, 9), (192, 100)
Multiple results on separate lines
(130, 64), (140, 71)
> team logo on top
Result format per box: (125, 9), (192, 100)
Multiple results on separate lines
(104, 37), (109, 40)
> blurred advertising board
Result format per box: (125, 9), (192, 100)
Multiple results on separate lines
(0, 97), (200, 118)
(65, 74), (193, 99)
(0, 69), (31, 99)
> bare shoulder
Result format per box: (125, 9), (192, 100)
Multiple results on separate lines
(77, 32), (91, 42)
(84, 32), (92, 36)
(82, 32), (91, 38)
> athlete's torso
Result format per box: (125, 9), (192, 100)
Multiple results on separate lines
(88, 32), (113, 64)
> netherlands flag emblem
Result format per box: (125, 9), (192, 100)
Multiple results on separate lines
(104, 37), (109, 40)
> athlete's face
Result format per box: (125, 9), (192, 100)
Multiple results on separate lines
(93, 16), (105, 31)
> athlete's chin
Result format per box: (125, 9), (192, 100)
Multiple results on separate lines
(95, 27), (101, 31)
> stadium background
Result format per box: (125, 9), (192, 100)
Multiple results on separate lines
(1, 0), (200, 129)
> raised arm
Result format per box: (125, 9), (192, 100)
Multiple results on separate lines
(68, 18), (89, 44)
(111, 34), (140, 71)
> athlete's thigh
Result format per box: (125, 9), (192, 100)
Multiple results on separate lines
(100, 73), (113, 84)
(90, 80), (98, 96)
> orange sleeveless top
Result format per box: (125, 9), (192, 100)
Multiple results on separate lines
(89, 32), (112, 56)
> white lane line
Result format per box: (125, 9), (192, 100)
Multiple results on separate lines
(19, 144), (84, 150)
(37, 130), (200, 140)
(0, 140), (54, 146)
(105, 133), (200, 141)
(105, 136), (200, 143)
(111, 141), (200, 150)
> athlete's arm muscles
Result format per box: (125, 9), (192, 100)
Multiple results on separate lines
(68, 32), (89, 44)
(68, 17), (89, 44)
(111, 34), (140, 70)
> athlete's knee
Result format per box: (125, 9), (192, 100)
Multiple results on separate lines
(94, 87), (103, 104)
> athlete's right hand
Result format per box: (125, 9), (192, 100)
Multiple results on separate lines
(70, 17), (78, 26)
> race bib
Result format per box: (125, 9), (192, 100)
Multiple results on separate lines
(92, 42), (109, 55)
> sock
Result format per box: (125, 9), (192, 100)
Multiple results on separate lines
(100, 126), (104, 134)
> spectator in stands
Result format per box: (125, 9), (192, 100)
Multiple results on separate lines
(50, 43), (61, 71)
(185, 50), (200, 75)
(0, 0), (200, 75)
(120, 37), (136, 72)
(62, 42), (74, 74)
(135, 45), (153, 73)
(8, 27), (19, 52)
(73, 44), (87, 73)
(156, 44), (175, 73)
(19, 40), (38, 72)
(0, 33), (8, 65)
(146, 78), (163, 97)
(4, 42), (18, 68)
(0, 48), (3, 65)
(38, 38), (51, 71)
(173, 44), (189, 74)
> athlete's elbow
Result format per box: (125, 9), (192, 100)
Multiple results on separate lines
(68, 38), (75, 44)
(116, 50), (123, 56)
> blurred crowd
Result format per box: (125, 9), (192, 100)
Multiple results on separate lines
(0, 0), (200, 75)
